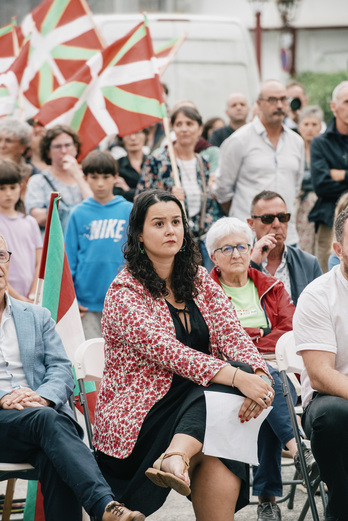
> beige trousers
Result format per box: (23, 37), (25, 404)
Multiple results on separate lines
(314, 223), (333, 273)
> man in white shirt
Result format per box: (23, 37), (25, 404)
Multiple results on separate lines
(213, 79), (304, 245)
(293, 208), (348, 521)
(0, 233), (144, 521)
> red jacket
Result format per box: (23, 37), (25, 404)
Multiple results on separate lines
(210, 266), (295, 354)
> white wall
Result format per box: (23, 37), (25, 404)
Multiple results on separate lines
(297, 29), (348, 73)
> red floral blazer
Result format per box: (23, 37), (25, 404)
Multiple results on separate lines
(93, 266), (270, 458)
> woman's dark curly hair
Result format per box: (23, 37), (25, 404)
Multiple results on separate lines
(124, 189), (202, 301)
(40, 125), (81, 165)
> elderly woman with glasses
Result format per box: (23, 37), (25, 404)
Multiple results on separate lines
(206, 217), (318, 521)
(0, 117), (33, 187)
(25, 125), (92, 233)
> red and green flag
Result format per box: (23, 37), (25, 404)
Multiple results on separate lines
(19, 0), (105, 118)
(154, 34), (186, 76)
(36, 17), (167, 159)
(24, 192), (96, 521)
(35, 192), (97, 416)
(0, 19), (19, 73)
(0, 18), (19, 74)
(35, 192), (85, 358)
(0, 38), (30, 118)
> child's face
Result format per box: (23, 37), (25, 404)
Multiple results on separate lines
(0, 183), (21, 212)
(85, 172), (116, 204)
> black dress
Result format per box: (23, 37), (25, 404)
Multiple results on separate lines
(96, 299), (250, 516)
(113, 155), (146, 202)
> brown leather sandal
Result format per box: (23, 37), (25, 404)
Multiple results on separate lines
(145, 451), (191, 496)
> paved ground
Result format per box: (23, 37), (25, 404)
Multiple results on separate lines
(1, 458), (326, 520)
(147, 459), (326, 521)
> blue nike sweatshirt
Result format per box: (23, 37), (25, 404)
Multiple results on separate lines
(65, 196), (132, 311)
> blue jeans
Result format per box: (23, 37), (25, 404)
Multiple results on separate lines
(200, 239), (214, 272)
(252, 363), (298, 497)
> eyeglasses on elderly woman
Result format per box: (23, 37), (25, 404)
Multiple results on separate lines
(213, 243), (251, 256)
(0, 250), (12, 263)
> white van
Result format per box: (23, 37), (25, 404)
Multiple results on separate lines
(94, 13), (260, 120)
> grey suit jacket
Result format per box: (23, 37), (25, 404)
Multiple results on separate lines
(0, 297), (75, 420)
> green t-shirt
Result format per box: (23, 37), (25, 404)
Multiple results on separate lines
(220, 278), (269, 329)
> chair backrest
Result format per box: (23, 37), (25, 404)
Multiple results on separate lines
(275, 331), (304, 374)
(74, 337), (105, 382)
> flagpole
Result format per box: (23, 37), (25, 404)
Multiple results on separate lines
(11, 17), (19, 57)
(15, 38), (28, 121)
(159, 33), (187, 77)
(35, 192), (60, 305)
(162, 116), (181, 188)
(79, 0), (107, 49)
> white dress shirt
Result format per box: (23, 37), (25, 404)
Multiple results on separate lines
(0, 293), (29, 393)
(261, 246), (291, 298)
(213, 116), (305, 245)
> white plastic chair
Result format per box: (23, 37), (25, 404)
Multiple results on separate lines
(74, 337), (105, 450)
(276, 331), (327, 521)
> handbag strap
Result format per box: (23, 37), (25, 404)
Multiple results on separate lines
(41, 173), (67, 206)
(195, 154), (208, 236)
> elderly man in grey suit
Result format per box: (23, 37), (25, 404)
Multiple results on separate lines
(0, 233), (144, 521)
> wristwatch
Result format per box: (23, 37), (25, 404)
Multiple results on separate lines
(259, 374), (273, 387)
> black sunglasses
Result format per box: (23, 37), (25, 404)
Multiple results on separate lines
(251, 212), (291, 224)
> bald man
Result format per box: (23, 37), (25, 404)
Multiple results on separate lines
(209, 92), (249, 147)
(213, 80), (304, 245)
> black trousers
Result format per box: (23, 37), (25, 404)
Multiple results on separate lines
(0, 406), (113, 521)
(302, 393), (348, 521)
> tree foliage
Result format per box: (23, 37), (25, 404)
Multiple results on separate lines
(294, 71), (348, 123)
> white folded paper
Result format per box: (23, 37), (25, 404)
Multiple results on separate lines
(202, 391), (272, 466)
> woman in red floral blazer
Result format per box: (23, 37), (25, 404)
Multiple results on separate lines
(93, 189), (274, 520)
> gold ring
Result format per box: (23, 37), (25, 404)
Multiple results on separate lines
(267, 391), (273, 399)
(250, 404), (256, 412)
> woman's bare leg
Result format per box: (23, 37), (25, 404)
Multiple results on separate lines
(190, 453), (240, 521)
(153, 434), (240, 520)
(154, 433), (202, 487)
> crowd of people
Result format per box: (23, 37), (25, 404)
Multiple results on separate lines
(1, 78), (348, 521)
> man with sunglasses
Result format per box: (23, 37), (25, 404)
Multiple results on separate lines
(214, 79), (304, 246)
(247, 190), (322, 306)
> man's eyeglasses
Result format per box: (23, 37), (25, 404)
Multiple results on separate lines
(214, 243), (251, 256)
(0, 250), (12, 263)
(259, 96), (288, 105)
(251, 213), (291, 224)
(51, 142), (76, 151)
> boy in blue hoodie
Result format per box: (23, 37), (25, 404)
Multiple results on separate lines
(65, 150), (132, 338)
